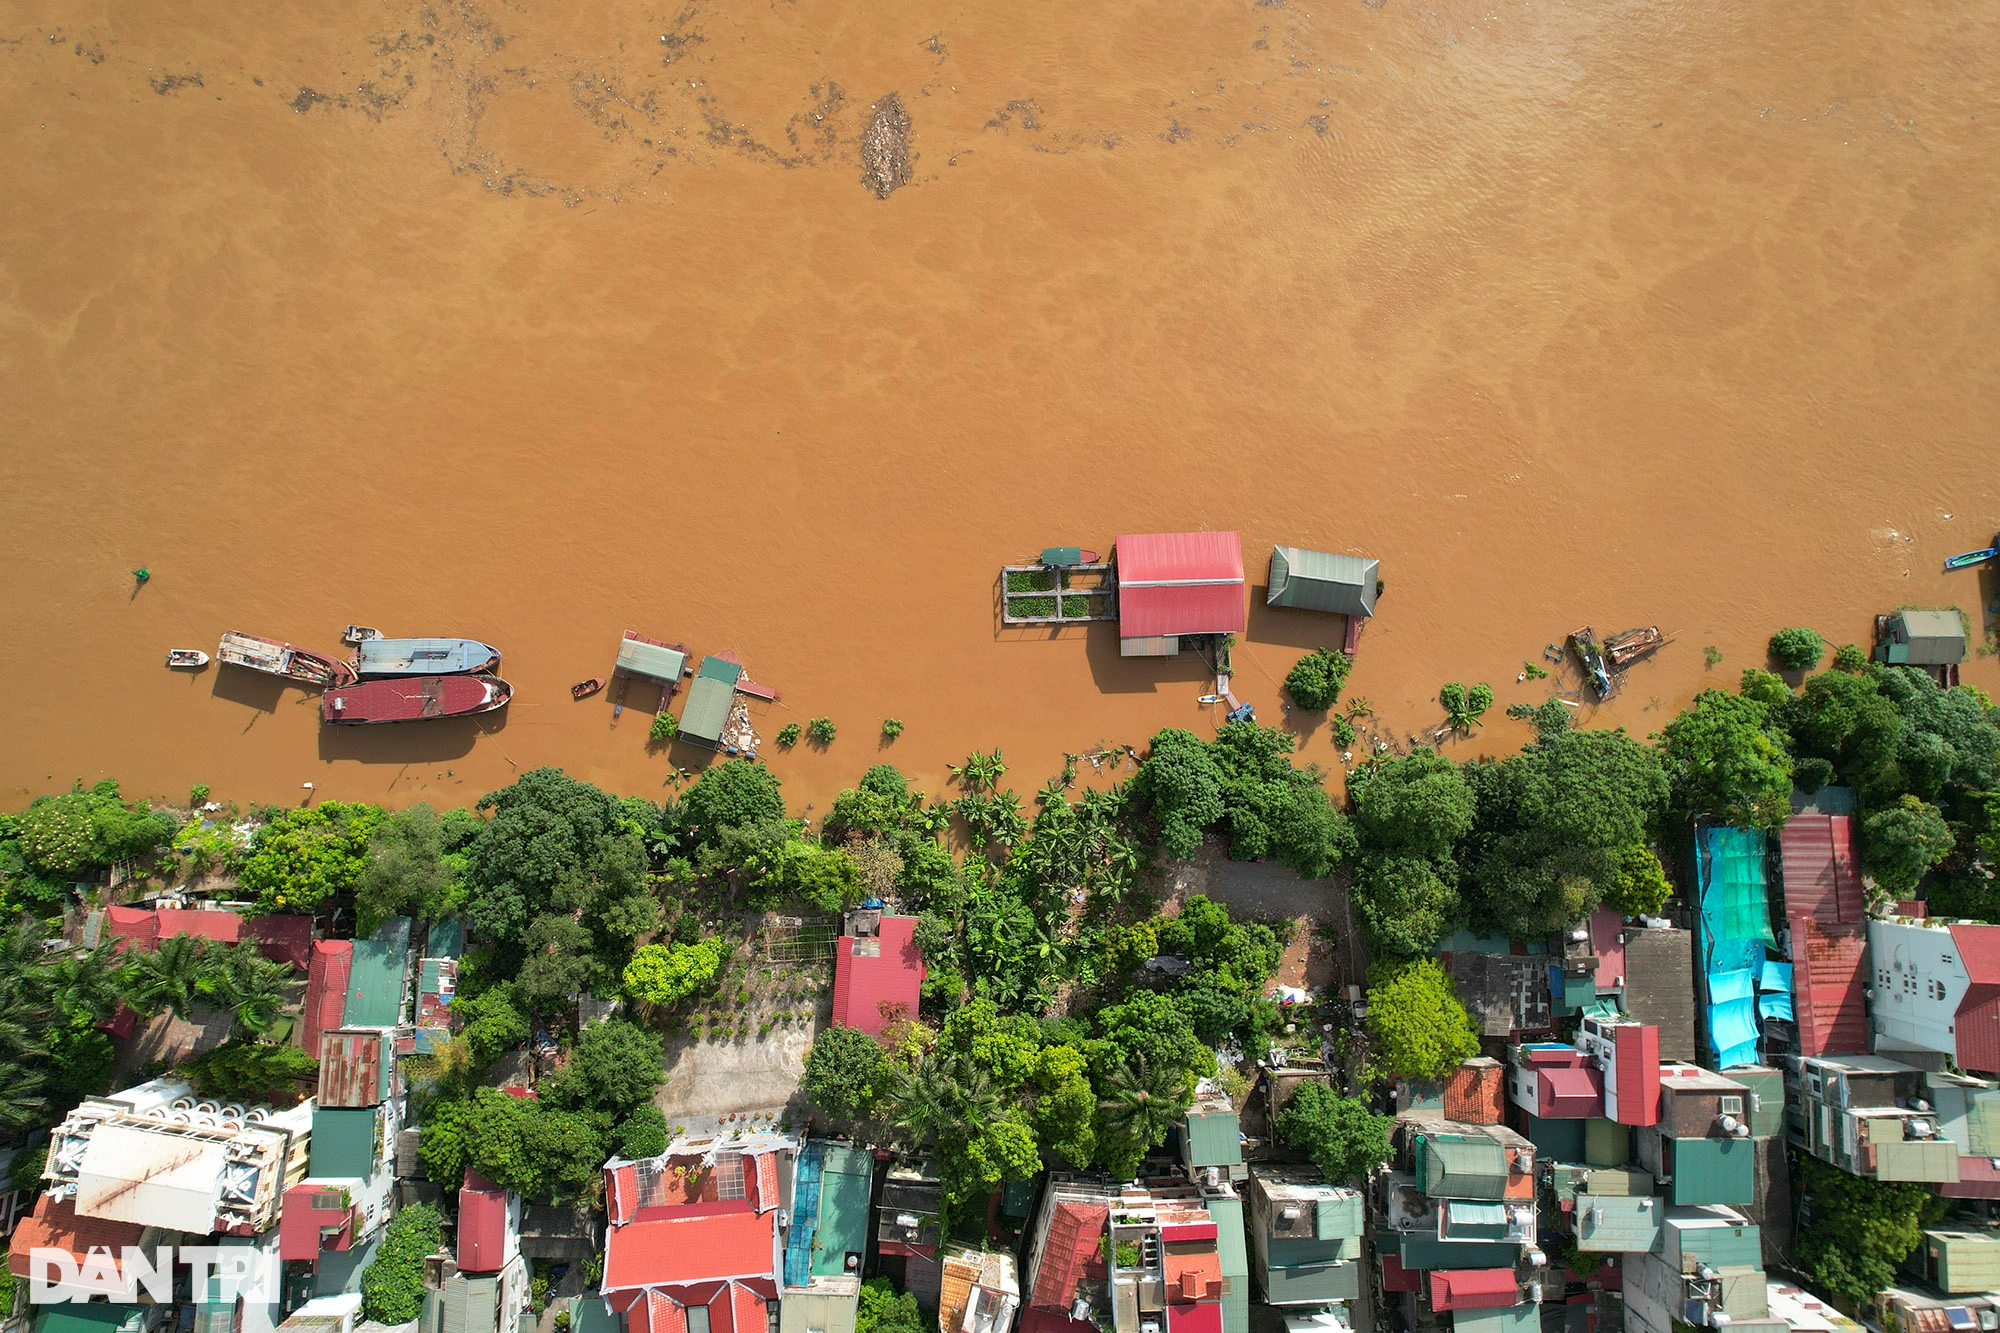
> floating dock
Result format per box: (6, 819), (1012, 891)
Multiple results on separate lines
(999, 561), (1117, 626)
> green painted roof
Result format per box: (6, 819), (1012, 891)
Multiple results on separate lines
(311, 1106), (381, 1179)
(425, 918), (466, 959)
(679, 657), (743, 743)
(1316, 1193), (1363, 1240)
(345, 918), (410, 1027)
(1585, 1118), (1631, 1168)
(1207, 1195), (1249, 1280)
(615, 638), (688, 683)
(1397, 1234), (1521, 1270)
(1875, 1138), (1961, 1183)
(1576, 1194), (1665, 1252)
(1453, 1306), (1541, 1333)
(1269, 1236), (1355, 1268)
(1526, 1115), (1585, 1162)
(1671, 1137), (1756, 1205)
(1672, 1217), (1762, 1271)
(1185, 1107), (1243, 1168)
(1262, 1260), (1359, 1303)
(1267, 546), (1378, 617)
(1422, 1134), (1508, 1199)
(810, 1145), (875, 1278)
(35, 1308), (146, 1333)
(1727, 1070), (1786, 1138)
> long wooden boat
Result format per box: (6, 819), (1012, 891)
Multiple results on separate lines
(352, 637), (501, 677)
(218, 632), (358, 688)
(322, 674), (512, 724)
(1568, 626), (1614, 699)
(1605, 626), (1665, 667)
(1944, 532), (2000, 572)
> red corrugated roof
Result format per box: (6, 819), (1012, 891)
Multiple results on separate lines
(1790, 917), (1869, 1057)
(1161, 1221), (1217, 1242)
(602, 1210), (776, 1291)
(302, 940), (353, 1056)
(831, 916), (925, 1037)
(1538, 1065), (1605, 1119)
(606, 1164), (638, 1223)
(1115, 532), (1246, 639)
(1779, 815), (1864, 926)
(154, 908), (244, 943)
(244, 915), (315, 970)
(8, 1195), (145, 1278)
(1430, 1269), (1520, 1311)
(1589, 909), (1625, 989)
(1381, 1254), (1420, 1293)
(105, 905), (159, 951)
(458, 1172), (511, 1272)
(1939, 1154), (2000, 1199)
(1612, 1024), (1660, 1127)
(1030, 1202), (1108, 1310)
(1166, 1302), (1223, 1333)
(1950, 923), (2000, 1074)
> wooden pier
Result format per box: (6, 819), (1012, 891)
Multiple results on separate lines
(1000, 561), (1118, 627)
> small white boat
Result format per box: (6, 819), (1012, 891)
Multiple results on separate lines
(167, 649), (210, 669)
(343, 625), (383, 644)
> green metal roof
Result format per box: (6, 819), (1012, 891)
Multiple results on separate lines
(1525, 1115), (1585, 1162)
(1969, 1092), (2000, 1157)
(1727, 1069), (1786, 1138)
(1422, 1134), (1508, 1198)
(1550, 1165), (1652, 1204)
(615, 638), (688, 683)
(1576, 1194), (1664, 1252)
(1207, 1195), (1249, 1279)
(572, 1297), (625, 1333)
(35, 1307), (147, 1333)
(1453, 1306), (1541, 1333)
(1268, 1236), (1355, 1268)
(1397, 1234), (1521, 1270)
(1671, 1137), (1756, 1205)
(810, 1145), (875, 1278)
(1316, 1193), (1362, 1240)
(679, 657), (743, 744)
(1261, 1260), (1359, 1303)
(345, 918), (410, 1027)
(1185, 1107), (1243, 1168)
(311, 1106), (381, 1179)
(1717, 1267), (1770, 1319)
(425, 918), (466, 959)
(1672, 1217), (1762, 1271)
(1585, 1118), (1630, 1168)
(1875, 1138), (1961, 1183)
(1266, 545), (1378, 617)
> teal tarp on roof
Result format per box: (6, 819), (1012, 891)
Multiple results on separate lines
(345, 918), (410, 1027)
(810, 1145), (874, 1279)
(1266, 545), (1379, 617)
(425, 918), (465, 959)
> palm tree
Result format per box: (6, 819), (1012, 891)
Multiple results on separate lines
(1096, 1055), (1187, 1166)
(45, 938), (128, 1023)
(208, 942), (296, 1038)
(0, 1056), (49, 1134)
(121, 934), (214, 1022)
(890, 1054), (1004, 1150)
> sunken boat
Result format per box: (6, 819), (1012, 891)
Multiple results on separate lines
(218, 631), (358, 688)
(321, 674), (513, 724)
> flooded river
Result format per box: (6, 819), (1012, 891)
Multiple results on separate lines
(2, 0), (1996, 818)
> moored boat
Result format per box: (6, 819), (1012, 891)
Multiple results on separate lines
(343, 625), (383, 644)
(1568, 626), (1614, 699)
(218, 632), (358, 688)
(352, 637), (501, 677)
(572, 677), (606, 700)
(1605, 625), (1665, 667)
(166, 649), (210, 669)
(322, 674), (513, 724)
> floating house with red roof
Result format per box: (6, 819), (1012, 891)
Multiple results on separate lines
(831, 909), (924, 1039)
(600, 1133), (796, 1333)
(1113, 532), (1245, 658)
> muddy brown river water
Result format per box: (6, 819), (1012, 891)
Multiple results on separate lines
(2, 0), (1997, 818)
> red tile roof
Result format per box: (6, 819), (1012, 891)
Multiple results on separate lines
(602, 1210), (776, 1292)
(244, 915), (315, 970)
(1538, 1065), (1605, 1119)
(1444, 1060), (1505, 1126)
(1429, 1269), (1520, 1311)
(629, 1293), (686, 1333)
(1165, 1249), (1223, 1302)
(1951, 923), (2000, 1074)
(8, 1195), (145, 1278)
(301, 940), (353, 1055)
(754, 1152), (779, 1213)
(1030, 1202), (1109, 1310)
(1779, 815), (1864, 926)
(1612, 1023), (1660, 1127)
(831, 917), (925, 1037)
(1115, 532), (1246, 639)
(1790, 917), (1869, 1057)
(726, 1283), (766, 1333)
(458, 1171), (511, 1272)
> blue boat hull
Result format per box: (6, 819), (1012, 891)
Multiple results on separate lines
(353, 637), (502, 677)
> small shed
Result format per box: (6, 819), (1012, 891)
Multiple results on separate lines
(1875, 609), (1967, 666)
(613, 632), (688, 685)
(1267, 546), (1379, 618)
(679, 654), (743, 748)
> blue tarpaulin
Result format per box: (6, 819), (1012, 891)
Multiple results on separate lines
(1759, 959), (1793, 993)
(1759, 992), (1795, 1022)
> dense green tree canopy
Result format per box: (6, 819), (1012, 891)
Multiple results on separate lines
(14, 781), (176, 879)
(1283, 648), (1352, 712)
(1862, 795), (1955, 897)
(1658, 689), (1794, 828)
(1365, 959), (1480, 1081)
(802, 1025), (893, 1120)
(540, 1019), (664, 1115)
(1277, 1081), (1393, 1184)
(1351, 749), (1475, 861)
(464, 769), (644, 948)
(1351, 854), (1460, 959)
(623, 938), (730, 1007)
(1795, 1156), (1947, 1305)
(239, 802), (382, 914)
(361, 1204), (443, 1324)
(355, 803), (467, 935)
(680, 760), (787, 845)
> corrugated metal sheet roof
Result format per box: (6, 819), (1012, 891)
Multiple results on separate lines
(1727, 1070), (1786, 1138)
(1779, 815), (1864, 927)
(319, 1030), (393, 1107)
(426, 918), (466, 959)
(1584, 1118), (1629, 1168)
(1949, 924), (2000, 1075)
(303, 940), (353, 1055)
(1185, 1108), (1242, 1168)
(809, 1145), (873, 1279)
(1889, 611), (1968, 662)
(1429, 1269), (1520, 1311)
(1451, 1304), (1541, 1333)
(831, 916), (924, 1036)
(1206, 1195), (1248, 1279)
(1788, 918), (1868, 1057)
(616, 638), (688, 684)
(344, 921), (410, 1028)
(1875, 1139), (1961, 1183)
(311, 1107), (381, 1180)
(1926, 1231), (2000, 1293)
(1670, 1138), (1755, 1205)
(1261, 1261), (1358, 1303)
(1576, 1194), (1664, 1252)
(679, 659), (742, 744)
(1029, 1201), (1107, 1310)
(459, 1172), (512, 1273)
(1671, 1216), (1762, 1272)
(1396, 1234), (1519, 1271)
(75, 1123), (224, 1232)
(1115, 532), (1246, 639)
(1316, 1194), (1362, 1240)
(1541, 1066), (1605, 1118)
(1265, 546), (1377, 617)
(1423, 1135), (1509, 1199)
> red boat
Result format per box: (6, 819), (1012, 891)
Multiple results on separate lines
(572, 677), (606, 700)
(321, 675), (512, 725)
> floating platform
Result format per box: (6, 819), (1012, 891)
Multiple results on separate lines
(1000, 562), (1117, 626)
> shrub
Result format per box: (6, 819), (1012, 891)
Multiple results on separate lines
(178, 1041), (319, 1103)
(808, 717), (837, 745)
(1332, 716), (1357, 748)
(1769, 627), (1826, 671)
(1605, 845), (1673, 917)
(1284, 648), (1352, 711)
(1439, 682), (1494, 732)
(361, 1203), (443, 1324)
(1832, 643), (1869, 673)
(803, 1025), (892, 1119)
(623, 939), (731, 1007)
(649, 710), (679, 743)
(1277, 1081), (1393, 1183)
(776, 723), (802, 746)
(1794, 756), (1835, 793)
(881, 718), (905, 740)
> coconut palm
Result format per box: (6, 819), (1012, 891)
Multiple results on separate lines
(207, 941), (296, 1038)
(0, 1056), (50, 1134)
(1096, 1055), (1188, 1167)
(44, 938), (129, 1023)
(121, 933), (215, 1021)
(890, 1053), (1004, 1150)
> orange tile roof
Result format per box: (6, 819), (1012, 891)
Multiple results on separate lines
(8, 1196), (146, 1279)
(1164, 1249), (1222, 1302)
